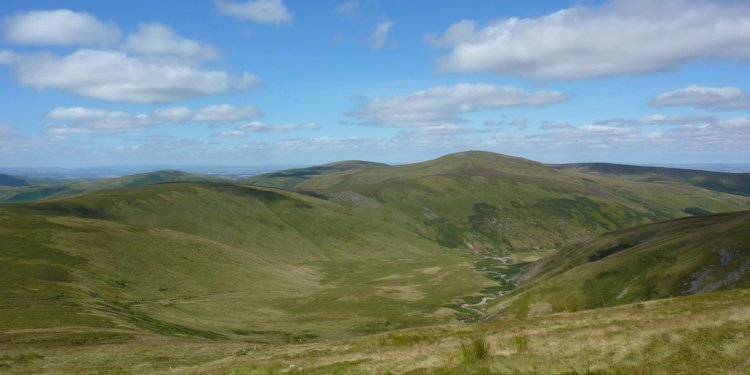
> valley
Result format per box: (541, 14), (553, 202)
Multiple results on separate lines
(1, 151), (749, 374)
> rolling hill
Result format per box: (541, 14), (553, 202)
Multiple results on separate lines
(552, 162), (750, 197)
(485, 210), (750, 319)
(240, 160), (388, 189)
(3, 151), (750, 374)
(0, 173), (29, 187)
(0, 170), (226, 203)
(0, 181), (491, 345)
(266, 151), (750, 253)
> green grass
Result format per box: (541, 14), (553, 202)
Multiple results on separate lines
(489, 210), (750, 318)
(260, 151), (750, 255)
(0, 170), (227, 203)
(6, 288), (736, 374)
(552, 162), (750, 197)
(0, 182), (492, 345)
(2, 152), (750, 373)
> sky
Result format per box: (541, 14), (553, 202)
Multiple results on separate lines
(0, 0), (749, 168)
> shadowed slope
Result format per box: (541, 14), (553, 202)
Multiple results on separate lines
(486, 210), (750, 319)
(0, 170), (227, 203)
(553, 162), (750, 197)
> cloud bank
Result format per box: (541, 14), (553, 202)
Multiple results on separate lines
(427, 0), (750, 80)
(347, 83), (568, 127)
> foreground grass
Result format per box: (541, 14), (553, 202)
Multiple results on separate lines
(3, 289), (747, 374)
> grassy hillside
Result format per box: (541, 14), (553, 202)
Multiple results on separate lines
(240, 160), (387, 189)
(0, 170), (226, 203)
(0, 182), (491, 345)
(2, 289), (748, 374)
(0, 173), (29, 187)
(289, 151), (750, 253)
(485, 210), (750, 319)
(553, 162), (750, 197)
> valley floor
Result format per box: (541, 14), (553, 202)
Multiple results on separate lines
(2, 289), (749, 374)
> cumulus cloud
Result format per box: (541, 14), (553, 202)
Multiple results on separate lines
(595, 114), (718, 126)
(427, 0), (750, 80)
(193, 104), (260, 122)
(0, 50), (13, 64)
(214, 121), (320, 137)
(215, 0), (293, 25)
(370, 21), (393, 49)
(44, 104), (260, 135)
(650, 85), (750, 111)
(501, 116), (750, 156)
(485, 117), (527, 129)
(3, 9), (120, 46)
(335, 1), (360, 16)
(123, 23), (218, 60)
(9, 49), (255, 103)
(347, 83), (568, 127)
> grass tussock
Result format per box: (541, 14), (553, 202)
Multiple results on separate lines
(460, 335), (491, 362)
(511, 334), (529, 353)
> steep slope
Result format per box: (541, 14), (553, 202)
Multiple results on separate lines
(240, 160), (387, 189)
(0, 182), (490, 343)
(0, 173), (29, 187)
(553, 162), (750, 197)
(292, 151), (750, 252)
(486, 210), (750, 319)
(0, 170), (226, 203)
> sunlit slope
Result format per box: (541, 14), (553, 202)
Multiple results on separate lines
(486, 210), (750, 319)
(241, 160), (388, 189)
(0, 170), (227, 203)
(292, 151), (750, 252)
(0, 182), (490, 343)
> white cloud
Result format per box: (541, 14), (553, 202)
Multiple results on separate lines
(44, 104), (260, 135)
(503, 116), (750, 155)
(335, 1), (359, 16)
(193, 104), (260, 122)
(10, 49), (255, 103)
(3, 9), (120, 46)
(370, 21), (393, 49)
(123, 23), (218, 61)
(485, 117), (527, 129)
(427, 0), (750, 80)
(152, 107), (193, 123)
(215, 121), (319, 137)
(215, 0), (293, 25)
(596, 114), (718, 126)
(651, 85), (750, 111)
(0, 50), (13, 64)
(347, 83), (568, 127)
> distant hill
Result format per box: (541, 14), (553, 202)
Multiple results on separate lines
(552, 162), (750, 197)
(240, 160), (387, 189)
(0, 170), (226, 203)
(288, 151), (750, 252)
(486, 210), (750, 319)
(0, 173), (29, 187)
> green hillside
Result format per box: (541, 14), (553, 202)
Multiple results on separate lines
(289, 151), (750, 253)
(3, 289), (749, 374)
(2, 152), (750, 374)
(486, 210), (750, 319)
(553, 162), (750, 197)
(240, 160), (387, 189)
(0, 182), (490, 344)
(0, 170), (226, 203)
(0, 173), (29, 187)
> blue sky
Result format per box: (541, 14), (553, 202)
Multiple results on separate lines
(0, 0), (749, 167)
